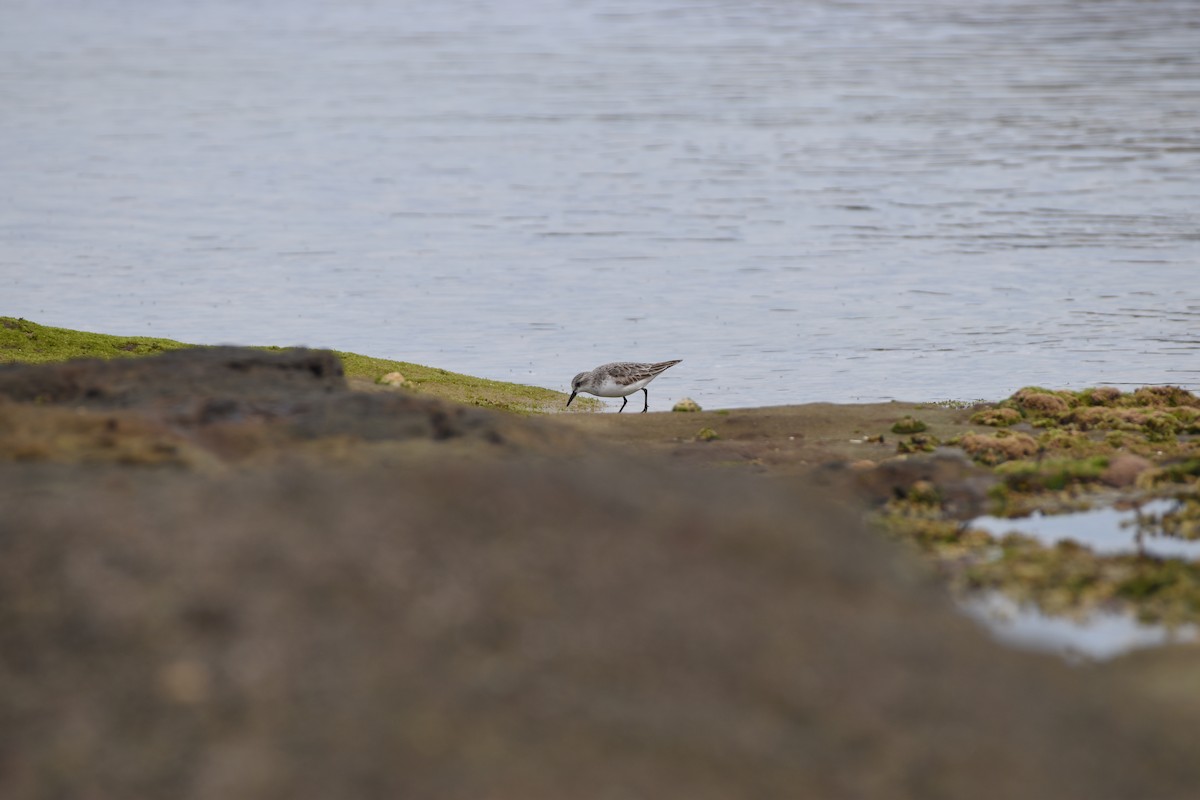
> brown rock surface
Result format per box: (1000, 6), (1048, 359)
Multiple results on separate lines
(1101, 453), (1154, 488)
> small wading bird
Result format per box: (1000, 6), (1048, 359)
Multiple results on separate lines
(566, 360), (682, 413)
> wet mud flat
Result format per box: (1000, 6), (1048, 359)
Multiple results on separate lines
(3, 349), (1200, 798)
(564, 386), (1200, 656)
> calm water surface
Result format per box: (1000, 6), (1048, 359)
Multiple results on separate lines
(3, 0), (1198, 408)
(971, 499), (1200, 560)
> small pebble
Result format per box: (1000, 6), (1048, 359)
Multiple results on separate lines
(379, 371), (412, 388)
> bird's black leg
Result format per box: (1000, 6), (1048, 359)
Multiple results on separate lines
(619, 396), (628, 413)
(641, 388), (649, 413)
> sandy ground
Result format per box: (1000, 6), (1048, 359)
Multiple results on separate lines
(550, 400), (969, 474)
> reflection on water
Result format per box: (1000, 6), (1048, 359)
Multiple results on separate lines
(3, 0), (1198, 407)
(969, 499), (1200, 560)
(961, 591), (1197, 662)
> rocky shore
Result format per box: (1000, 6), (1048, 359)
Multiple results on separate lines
(2, 320), (1200, 798)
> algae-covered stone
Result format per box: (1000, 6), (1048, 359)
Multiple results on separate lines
(891, 416), (927, 434)
(672, 398), (702, 412)
(960, 431), (1039, 466)
(970, 407), (1022, 427)
(695, 427), (719, 442)
(1068, 407), (1182, 442)
(1011, 388), (1070, 417)
(1079, 386), (1122, 406)
(1070, 407), (1147, 431)
(1130, 385), (1200, 408)
(897, 434), (938, 454)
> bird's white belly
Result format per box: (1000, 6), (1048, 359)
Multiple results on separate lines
(591, 375), (653, 397)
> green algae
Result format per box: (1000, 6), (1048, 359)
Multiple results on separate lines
(995, 384), (1200, 434)
(890, 416), (927, 434)
(332, 350), (588, 414)
(995, 457), (1110, 492)
(1, 317), (193, 362)
(0, 317), (593, 415)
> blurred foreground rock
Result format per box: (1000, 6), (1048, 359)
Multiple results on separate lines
(0, 348), (571, 464)
(0, 349), (1197, 799)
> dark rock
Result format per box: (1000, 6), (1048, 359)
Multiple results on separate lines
(0, 347), (343, 414)
(814, 450), (997, 518)
(0, 348), (512, 446)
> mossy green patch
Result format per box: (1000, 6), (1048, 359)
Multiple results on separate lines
(333, 350), (588, 414)
(1, 317), (193, 363)
(995, 457), (1109, 492)
(1, 317), (591, 415)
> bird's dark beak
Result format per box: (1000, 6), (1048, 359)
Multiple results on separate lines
(566, 390), (576, 408)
